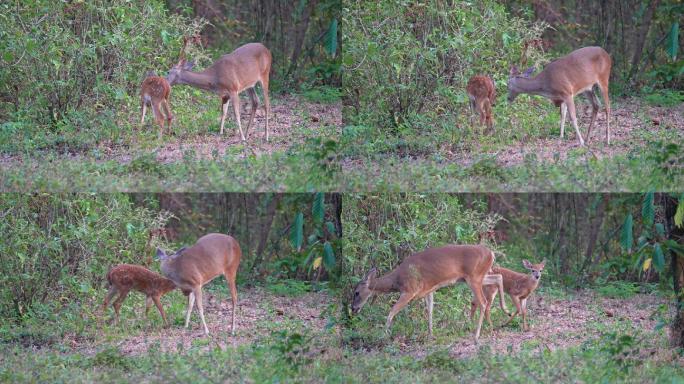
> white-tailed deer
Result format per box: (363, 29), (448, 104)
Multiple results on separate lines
(470, 259), (545, 331)
(140, 72), (173, 139)
(102, 264), (177, 326)
(156, 233), (241, 336)
(166, 43), (272, 142)
(351, 245), (508, 341)
(466, 75), (496, 133)
(507, 46), (612, 146)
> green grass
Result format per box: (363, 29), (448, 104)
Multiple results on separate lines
(1, 283), (682, 383)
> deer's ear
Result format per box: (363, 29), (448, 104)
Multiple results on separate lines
(522, 259), (532, 269)
(184, 60), (195, 70)
(363, 267), (377, 283)
(155, 248), (166, 260)
(510, 66), (519, 76)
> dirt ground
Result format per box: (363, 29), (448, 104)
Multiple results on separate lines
(398, 290), (669, 360)
(447, 98), (684, 167)
(0, 95), (342, 167)
(74, 287), (670, 360)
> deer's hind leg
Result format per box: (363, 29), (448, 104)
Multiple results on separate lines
(245, 88), (259, 137)
(583, 90), (600, 143)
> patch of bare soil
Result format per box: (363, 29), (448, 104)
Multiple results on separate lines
(449, 98), (684, 167)
(404, 290), (667, 360)
(88, 287), (330, 356)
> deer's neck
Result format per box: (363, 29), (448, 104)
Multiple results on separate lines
(177, 70), (219, 92)
(511, 74), (553, 98)
(370, 270), (400, 293)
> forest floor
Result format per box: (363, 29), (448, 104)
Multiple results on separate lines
(2, 286), (682, 382)
(89, 286), (332, 356)
(392, 289), (672, 360)
(444, 98), (684, 167)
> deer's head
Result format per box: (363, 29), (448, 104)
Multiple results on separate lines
(351, 268), (377, 314)
(155, 246), (187, 263)
(166, 60), (195, 86)
(522, 259), (545, 280)
(507, 66), (535, 103)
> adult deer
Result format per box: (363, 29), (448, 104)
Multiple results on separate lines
(166, 43), (272, 142)
(102, 264), (177, 326)
(351, 245), (508, 341)
(507, 46), (612, 146)
(466, 75), (496, 133)
(140, 71), (173, 139)
(156, 233), (242, 336)
(470, 260), (545, 331)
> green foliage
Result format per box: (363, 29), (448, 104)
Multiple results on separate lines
(621, 214), (634, 253)
(643, 89), (684, 107)
(641, 191), (655, 226)
(667, 22), (679, 60)
(0, 194), (170, 322)
(290, 212), (305, 251)
(344, 0), (546, 130)
(0, 0), (202, 126)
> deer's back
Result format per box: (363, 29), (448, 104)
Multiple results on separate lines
(210, 43), (272, 90)
(163, 233), (241, 287)
(543, 46), (611, 92)
(400, 245), (494, 292)
(108, 264), (172, 294)
(141, 76), (171, 99)
(467, 76), (496, 102)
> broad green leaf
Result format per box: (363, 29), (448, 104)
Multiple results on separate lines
(675, 194), (684, 228)
(290, 212), (304, 251)
(621, 214), (633, 252)
(642, 192), (654, 226)
(323, 241), (335, 269)
(653, 243), (665, 272)
(655, 223), (665, 237)
(312, 192), (324, 224)
(325, 221), (336, 236)
(324, 18), (338, 57)
(313, 256), (322, 270)
(668, 22), (679, 60)
(643, 257), (652, 271)
(665, 239), (684, 255)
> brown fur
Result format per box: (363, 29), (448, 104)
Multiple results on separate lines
(466, 75), (496, 132)
(352, 244), (504, 341)
(157, 233), (242, 336)
(140, 75), (173, 138)
(470, 260), (545, 331)
(102, 264), (177, 326)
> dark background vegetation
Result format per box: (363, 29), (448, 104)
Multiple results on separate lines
(0, 0), (340, 155)
(341, 193), (684, 345)
(0, 193), (343, 323)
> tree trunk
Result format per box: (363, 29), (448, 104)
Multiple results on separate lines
(627, 0), (660, 83)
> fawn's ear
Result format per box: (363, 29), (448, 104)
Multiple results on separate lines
(522, 259), (532, 270)
(540, 259), (546, 269)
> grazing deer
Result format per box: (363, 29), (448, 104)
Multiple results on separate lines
(102, 264), (177, 326)
(470, 260), (545, 331)
(466, 75), (496, 133)
(140, 71), (173, 139)
(166, 43), (272, 142)
(156, 233), (241, 336)
(507, 46), (612, 146)
(351, 245), (508, 341)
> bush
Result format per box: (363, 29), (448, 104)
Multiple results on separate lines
(0, 194), (171, 321)
(343, 0), (547, 129)
(0, 0), (202, 127)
